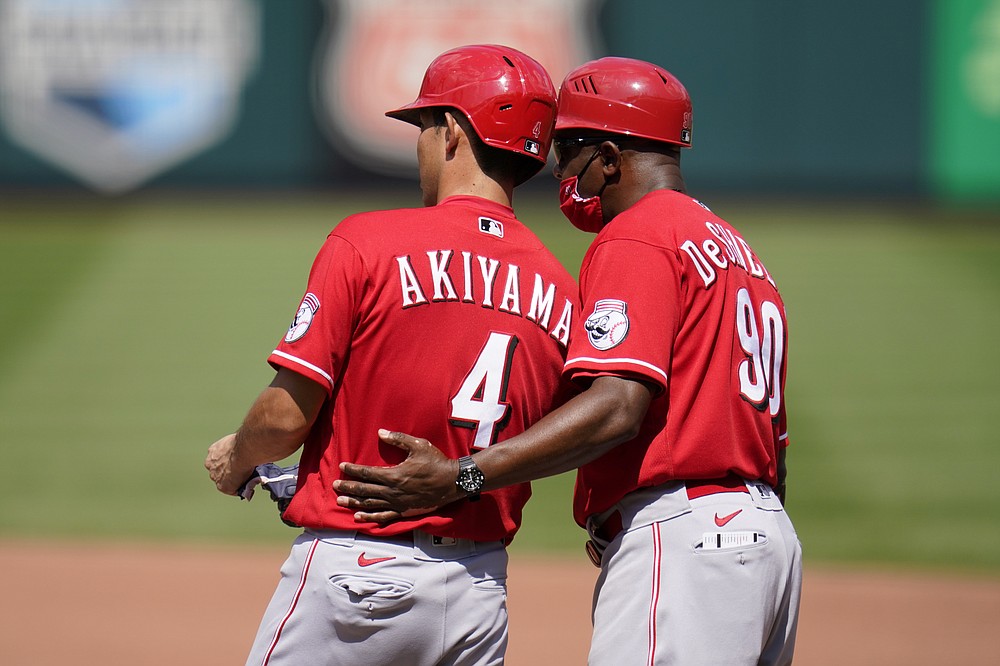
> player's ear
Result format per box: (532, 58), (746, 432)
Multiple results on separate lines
(598, 141), (623, 176)
(443, 111), (463, 155)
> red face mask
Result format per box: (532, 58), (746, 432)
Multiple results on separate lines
(557, 146), (606, 233)
(558, 175), (605, 233)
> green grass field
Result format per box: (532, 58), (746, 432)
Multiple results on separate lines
(2, 192), (998, 573)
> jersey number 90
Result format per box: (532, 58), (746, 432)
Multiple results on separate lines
(736, 288), (784, 417)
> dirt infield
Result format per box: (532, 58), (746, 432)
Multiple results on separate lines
(2, 539), (998, 665)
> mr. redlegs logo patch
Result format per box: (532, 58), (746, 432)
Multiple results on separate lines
(285, 293), (320, 342)
(585, 298), (629, 350)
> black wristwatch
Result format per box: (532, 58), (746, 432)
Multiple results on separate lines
(455, 455), (485, 502)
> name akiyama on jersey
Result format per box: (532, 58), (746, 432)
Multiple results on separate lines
(680, 221), (776, 289)
(394, 249), (574, 347)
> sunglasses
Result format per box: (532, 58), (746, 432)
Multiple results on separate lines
(552, 136), (624, 163)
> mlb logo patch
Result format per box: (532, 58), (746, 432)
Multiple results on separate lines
(523, 139), (540, 155)
(479, 217), (504, 238)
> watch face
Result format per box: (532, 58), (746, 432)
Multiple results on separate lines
(456, 456), (484, 498)
(457, 467), (485, 492)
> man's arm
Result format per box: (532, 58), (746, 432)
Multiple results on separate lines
(335, 375), (653, 521)
(205, 367), (327, 495)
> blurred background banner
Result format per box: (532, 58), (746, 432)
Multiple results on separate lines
(0, 0), (260, 193)
(0, 0), (997, 202)
(315, 0), (598, 176)
(930, 0), (1000, 201)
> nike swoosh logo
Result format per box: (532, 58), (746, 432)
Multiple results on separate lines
(357, 552), (396, 567)
(714, 509), (743, 527)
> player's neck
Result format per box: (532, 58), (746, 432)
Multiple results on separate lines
(437, 171), (513, 209)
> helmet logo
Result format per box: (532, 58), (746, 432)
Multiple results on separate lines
(532, 121), (542, 138)
(523, 139), (541, 155)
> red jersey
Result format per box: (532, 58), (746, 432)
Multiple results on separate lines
(270, 196), (578, 542)
(565, 190), (789, 525)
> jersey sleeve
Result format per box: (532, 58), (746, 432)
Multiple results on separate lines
(268, 233), (367, 395)
(564, 238), (681, 392)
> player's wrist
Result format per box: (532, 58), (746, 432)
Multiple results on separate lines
(228, 437), (261, 482)
(455, 455), (485, 502)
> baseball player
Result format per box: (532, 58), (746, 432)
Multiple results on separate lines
(204, 44), (578, 665)
(336, 57), (802, 665)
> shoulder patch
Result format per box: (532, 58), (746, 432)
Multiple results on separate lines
(285, 293), (320, 342)
(585, 299), (629, 350)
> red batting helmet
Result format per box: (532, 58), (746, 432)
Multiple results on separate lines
(556, 57), (693, 148)
(386, 44), (557, 170)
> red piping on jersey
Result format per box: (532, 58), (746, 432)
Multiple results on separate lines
(261, 538), (318, 665)
(647, 524), (662, 665)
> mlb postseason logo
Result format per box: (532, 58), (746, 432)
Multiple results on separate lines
(0, 0), (260, 193)
(315, 0), (599, 177)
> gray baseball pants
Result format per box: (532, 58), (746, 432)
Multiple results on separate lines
(246, 529), (508, 666)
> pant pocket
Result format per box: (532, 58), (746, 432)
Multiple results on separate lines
(327, 573), (416, 636)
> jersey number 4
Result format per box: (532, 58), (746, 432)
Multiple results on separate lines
(736, 288), (784, 417)
(450, 332), (519, 449)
